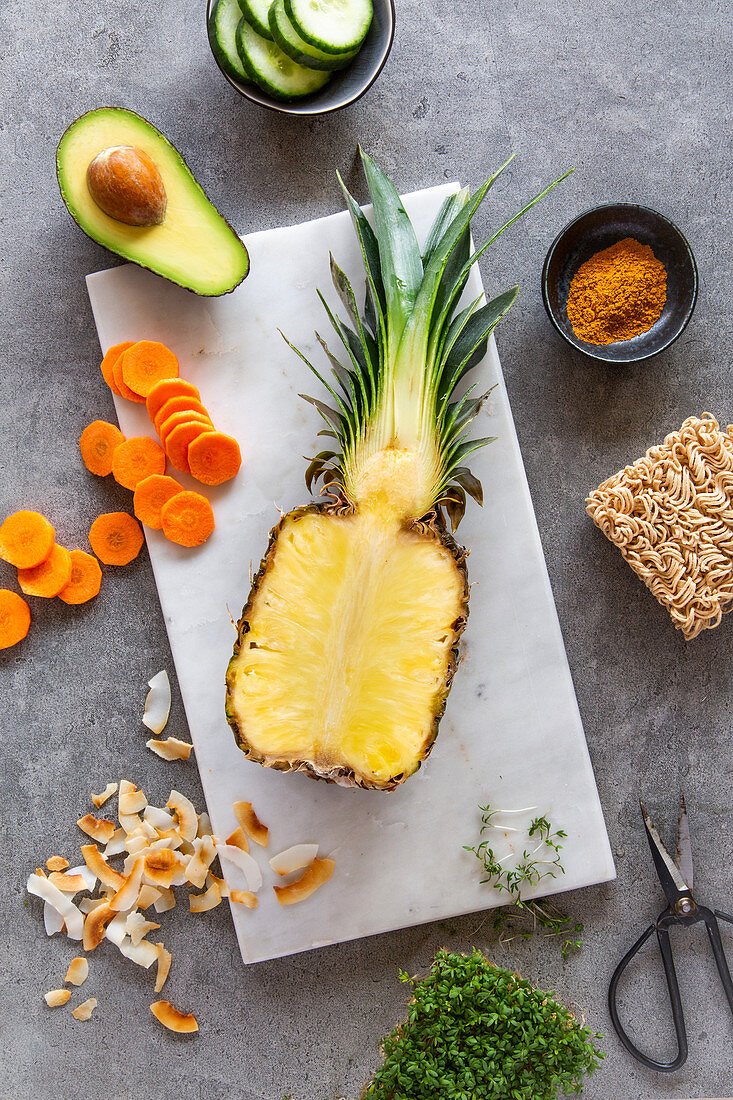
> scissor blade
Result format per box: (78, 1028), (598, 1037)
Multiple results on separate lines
(640, 801), (689, 905)
(675, 794), (693, 893)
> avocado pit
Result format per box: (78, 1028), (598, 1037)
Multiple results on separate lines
(86, 145), (167, 227)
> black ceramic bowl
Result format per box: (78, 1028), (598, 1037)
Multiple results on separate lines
(206, 0), (395, 116)
(542, 204), (698, 363)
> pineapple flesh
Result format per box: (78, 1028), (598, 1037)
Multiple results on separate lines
(226, 152), (565, 790)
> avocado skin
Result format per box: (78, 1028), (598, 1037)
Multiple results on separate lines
(56, 107), (249, 297)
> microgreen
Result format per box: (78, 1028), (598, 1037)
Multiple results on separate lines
(363, 949), (604, 1099)
(465, 803), (583, 958)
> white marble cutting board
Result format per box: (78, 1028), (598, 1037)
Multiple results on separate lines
(86, 183), (614, 965)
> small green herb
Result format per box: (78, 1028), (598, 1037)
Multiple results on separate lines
(363, 949), (604, 1099)
(464, 803), (583, 958)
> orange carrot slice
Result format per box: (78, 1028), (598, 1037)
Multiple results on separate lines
(0, 511), (55, 568)
(160, 492), (215, 547)
(17, 544), (72, 598)
(112, 353), (145, 403)
(120, 341), (179, 398)
(153, 397), (212, 436)
(0, 589), (31, 648)
(100, 341), (134, 396)
(188, 432), (242, 486)
(89, 513), (144, 566)
(164, 422), (215, 474)
(79, 420), (125, 477)
(146, 378), (201, 422)
(111, 437), (166, 490)
(159, 411), (213, 451)
(133, 475), (185, 530)
(57, 550), (103, 604)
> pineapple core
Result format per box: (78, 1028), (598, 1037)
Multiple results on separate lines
(226, 508), (465, 787)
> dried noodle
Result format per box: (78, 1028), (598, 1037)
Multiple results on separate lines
(586, 414), (733, 640)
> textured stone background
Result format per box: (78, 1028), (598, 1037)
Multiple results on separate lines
(1, 0), (731, 1096)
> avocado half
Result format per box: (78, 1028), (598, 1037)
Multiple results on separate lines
(56, 108), (249, 296)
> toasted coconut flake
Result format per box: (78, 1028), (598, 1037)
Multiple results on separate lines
(71, 997), (97, 1021)
(136, 885), (162, 911)
(119, 936), (159, 968)
(150, 999), (198, 1033)
(119, 780), (147, 816)
(65, 957), (89, 986)
(103, 828), (127, 858)
(149, 833), (183, 852)
(232, 801), (269, 847)
(77, 814), (116, 844)
(269, 844), (319, 877)
(81, 845), (125, 891)
(35, 867), (47, 877)
(110, 855), (145, 912)
(206, 871), (229, 898)
(143, 805), (174, 831)
(185, 836), (216, 889)
(147, 737), (193, 762)
(68, 864), (97, 892)
(119, 811), (142, 834)
(27, 873), (84, 940)
(153, 887), (176, 914)
(225, 826), (249, 853)
(273, 858), (335, 907)
(214, 842), (262, 892)
(197, 812), (212, 838)
(229, 890), (258, 909)
(79, 897), (106, 914)
(125, 911), (161, 946)
(143, 670), (171, 736)
(125, 833), (149, 858)
(44, 901), (65, 936)
(82, 901), (116, 951)
(46, 856), (69, 872)
(166, 790), (198, 842)
(91, 782), (118, 808)
(45, 989), (71, 1007)
(189, 882), (222, 913)
(143, 848), (183, 889)
(49, 872), (87, 894)
(154, 943), (172, 993)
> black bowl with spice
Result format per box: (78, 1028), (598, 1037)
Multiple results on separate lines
(542, 204), (698, 363)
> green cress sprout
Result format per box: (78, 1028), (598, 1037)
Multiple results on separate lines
(363, 949), (604, 1099)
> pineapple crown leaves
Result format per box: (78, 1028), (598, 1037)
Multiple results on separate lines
(284, 151), (571, 524)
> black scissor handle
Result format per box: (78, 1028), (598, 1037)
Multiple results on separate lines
(706, 908), (733, 1011)
(608, 916), (689, 1072)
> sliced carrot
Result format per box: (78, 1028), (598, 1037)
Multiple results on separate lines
(112, 353), (145, 403)
(120, 341), (179, 398)
(17, 544), (72, 598)
(0, 511), (55, 569)
(89, 512), (144, 566)
(146, 378), (200, 422)
(0, 590), (31, 648)
(160, 492), (215, 548)
(80, 420), (126, 477)
(153, 397), (212, 436)
(133, 475), (185, 530)
(159, 410), (213, 451)
(57, 550), (103, 604)
(164, 422), (216, 474)
(111, 436), (166, 490)
(100, 341), (134, 396)
(188, 432), (242, 486)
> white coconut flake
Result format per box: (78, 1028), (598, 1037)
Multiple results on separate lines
(43, 901), (65, 936)
(105, 911), (131, 947)
(143, 670), (171, 736)
(79, 897), (106, 914)
(269, 844), (320, 877)
(136, 884), (162, 910)
(118, 936), (158, 969)
(68, 865), (97, 892)
(27, 873), (83, 941)
(214, 842), (263, 892)
(153, 887), (176, 914)
(197, 812), (212, 838)
(125, 911), (161, 946)
(143, 805), (174, 831)
(104, 829), (127, 858)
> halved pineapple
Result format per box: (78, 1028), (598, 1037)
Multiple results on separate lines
(226, 152), (565, 789)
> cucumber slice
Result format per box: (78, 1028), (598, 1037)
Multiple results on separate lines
(284, 0), (372, 54)
(269, 0), (358, 70)
(238, 0), (274, 40)
(236, 20), (332, 99)
(209, 0), (253, 84)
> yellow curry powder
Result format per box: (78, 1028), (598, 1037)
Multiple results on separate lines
(566, 237), (667, 345)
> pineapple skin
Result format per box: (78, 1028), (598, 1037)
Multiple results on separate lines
(225, 502), (469, 791)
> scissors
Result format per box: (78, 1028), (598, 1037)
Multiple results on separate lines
(608, 795), (733, 1071)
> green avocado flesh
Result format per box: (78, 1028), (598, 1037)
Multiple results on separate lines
(56, 108), (249, 296)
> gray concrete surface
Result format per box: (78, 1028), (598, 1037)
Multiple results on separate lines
(1, 0), (732, 1096)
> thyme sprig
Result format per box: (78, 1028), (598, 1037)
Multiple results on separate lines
(465, 803), (583, 958)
